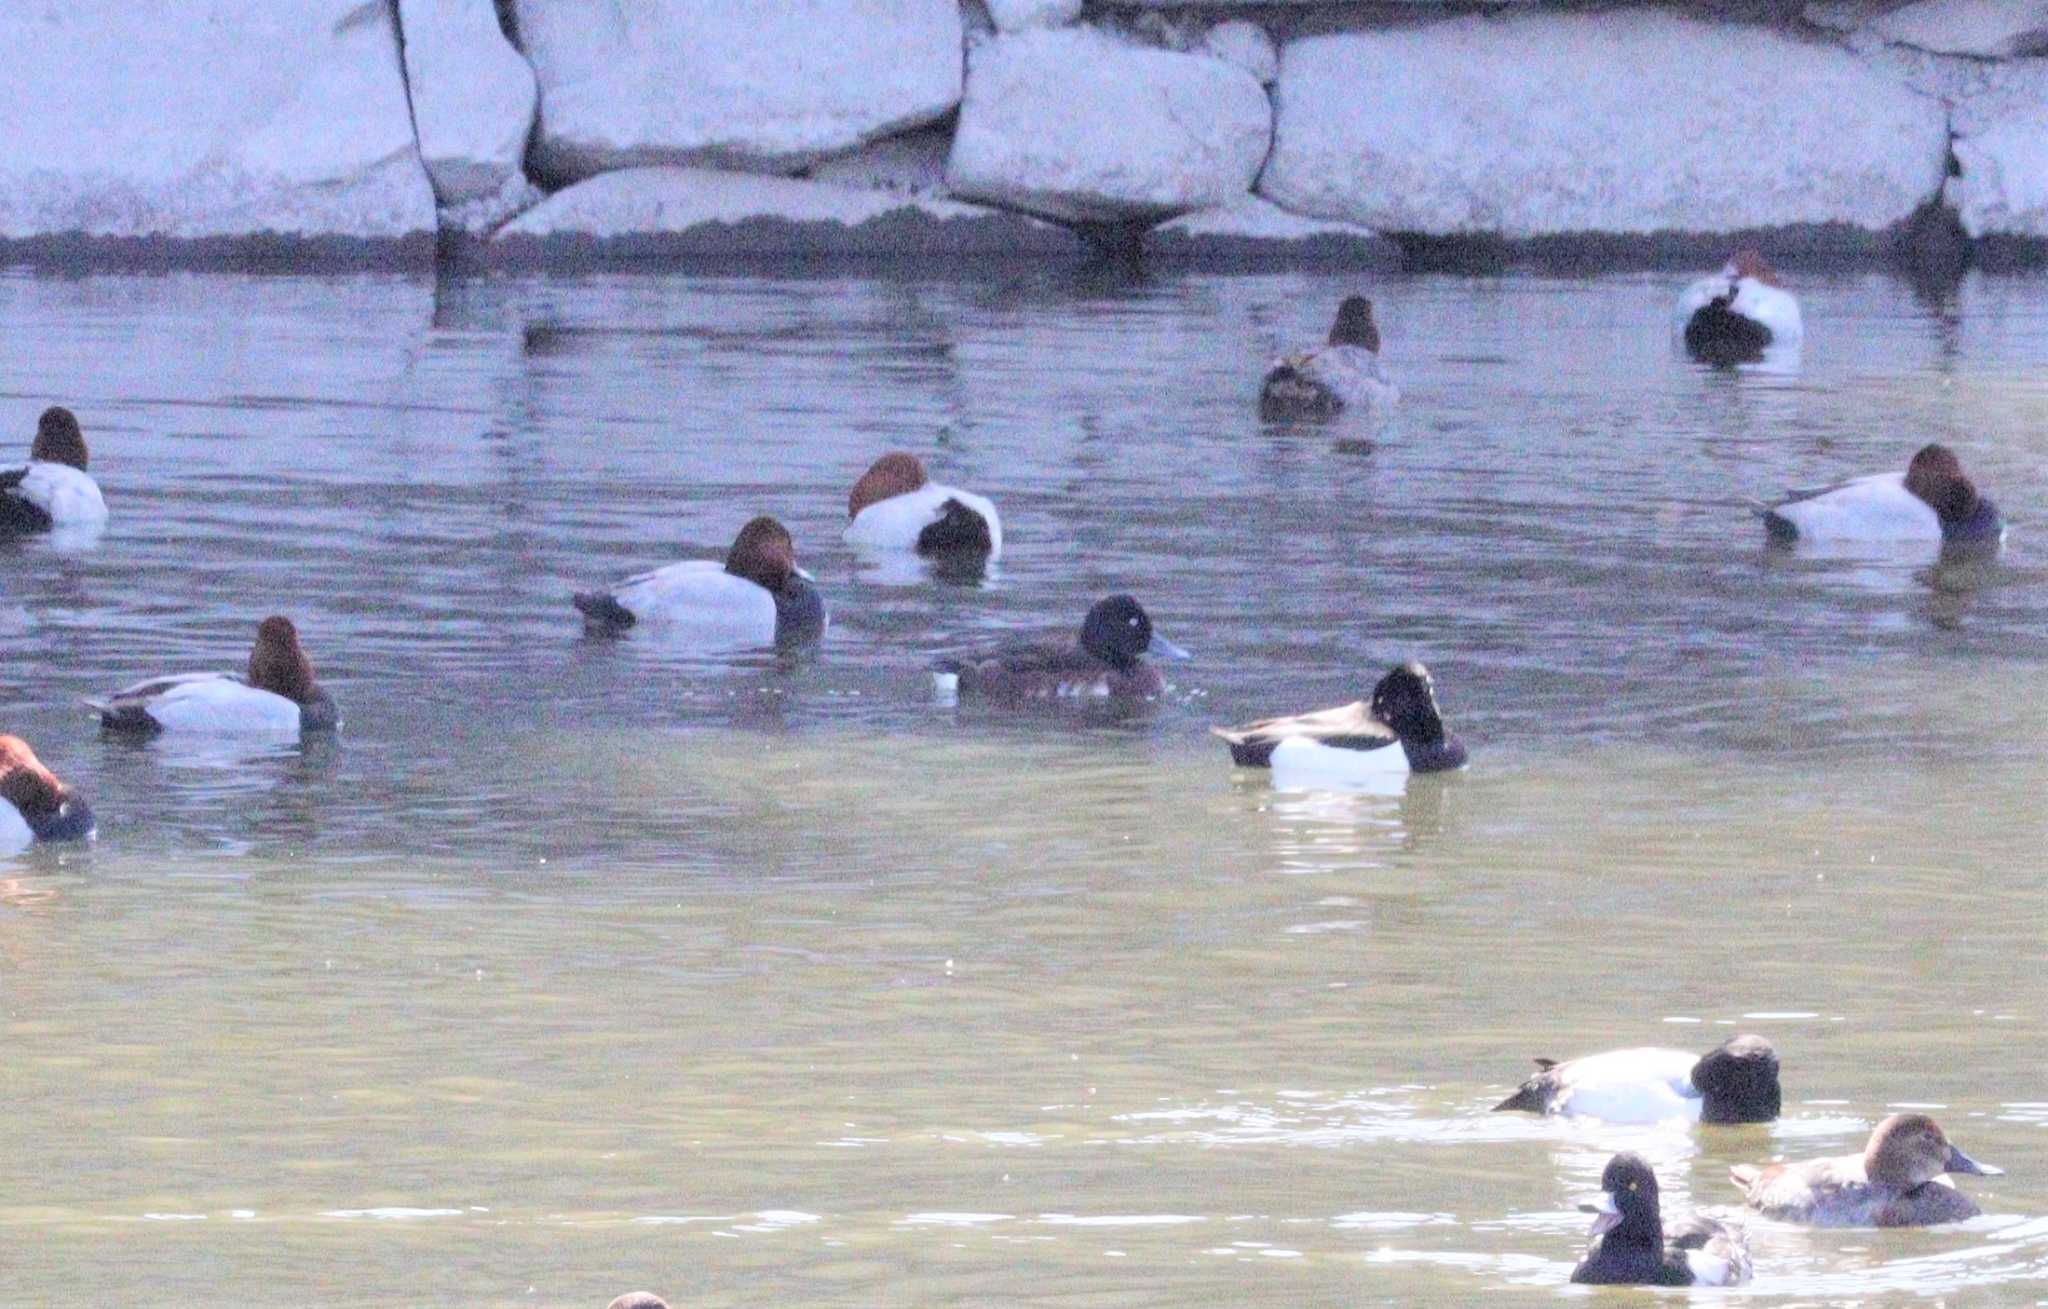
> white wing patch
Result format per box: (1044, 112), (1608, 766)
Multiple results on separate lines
(609, 560), (779, 648)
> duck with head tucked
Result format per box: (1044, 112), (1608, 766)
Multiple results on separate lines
(1572, 1153), (1752, 1286)
(1259, 296), (1399, 419)
(0, 406), (108, 535)
(1675, 249), (1803, 365)
(1213, 662), (1465, 785)
(845, 452), (1002, 561)
(0, 736), (95, 851)
(1730, 1112), (2002, 1227)
(575, 515), (826, 649)
(1761, 443), (2003, 551)
(89, 616), (339, 737)
(1494, 1033), (1779, 1124)
(933, 594), (1189, 704)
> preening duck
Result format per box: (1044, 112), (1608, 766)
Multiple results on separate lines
(0, 736), (95, 851)
(1573, 1153), (1752, 1286)
(88, 616), (339, 737)
(1675, 249), (1803, 365)
(1259, 296), (1399, 419)
(1730, 1112), (2002, 1227)
(574, 516), (827, 649)
(0, 406), (108, 535)
(1213, 663), (1465, 785)
(1493, 1034), (1779, 1124)
(845, 452), (1002, 559)
(1761, 443), (2003, 549)
(933, 594), (1189, 703)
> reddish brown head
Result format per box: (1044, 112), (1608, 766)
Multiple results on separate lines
(30, 407), (88, 471)
(1728, 249), (1781, 287)
(725, 516), (798, 591)
(0, 735), (69, 819)
(849, 453), (929, 519)
(247, 616), (321, 705)
(1328, 296), (1380, 351)
(1905, 443), (1980, 524)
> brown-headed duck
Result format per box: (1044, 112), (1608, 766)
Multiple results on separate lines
(1761, 443), (2003, 549)
(1573, 1152), (1752, 1286)
(1730, 1112), (2002, 1227)
(0, 406), (107, 534)
(1494, 1034), (1779, 1124)
(88, 616), (339, 737)
(1675, 249), (1803, 365)
(933, 594), (1189, 703)
(1213, 662), (1465, 785)
(1259, 296), (1399, 419)
(575, 515), (826, 648)
(0, 735), (95, 849)
(845, 452), (1002, 559)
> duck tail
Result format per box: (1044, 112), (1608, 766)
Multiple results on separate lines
(1491, 1081), (1548, 1114)
(573, 590), (636, 634)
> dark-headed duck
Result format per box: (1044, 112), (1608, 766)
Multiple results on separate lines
(1259, 296), (1399, 419)
(1761, 443), (2003, 550)
(1730, 1112), (2002, 1227)
(0, 406), (108, 535)
(1675, 249), (1803, 365)
(606, 1295), (669, 1309)
(845, 452), (1002, 559)
(0, 735), (95, 850)
(575, 515), (827, 648)
(934, 594), (1189, 703)
(1213, 662), (1465, 785)
(1494, 1034), (1779, 1124)
(89, 616), (340, 737)
(1573, 1153), (1752, 1286)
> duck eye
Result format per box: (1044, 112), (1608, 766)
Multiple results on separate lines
(1628, 1182), (1639, 1192)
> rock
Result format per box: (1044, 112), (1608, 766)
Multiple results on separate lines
(1260, 11), (1948, 239)
(945, 28), (1273, 227)
(1203, 20), (1279, 85)
(398, 0), (539, 206)
(805, 125), (952, 197)
(1952, 61), (2048, 237)
(1869, 0), (2048, 57)
(489, 166), (1072, 261)
(986, 0), (1081, 33)
(513, 0), (964, 184)
(1149, 194), (1400, 264)
(0, 0), (435, 244)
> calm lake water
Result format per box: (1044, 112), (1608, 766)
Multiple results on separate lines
(1, 264), (2045, 1306)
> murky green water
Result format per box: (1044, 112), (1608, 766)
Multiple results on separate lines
(0, 266), (2045, 1305)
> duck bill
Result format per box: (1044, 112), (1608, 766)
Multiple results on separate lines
(1946, 1144), (2002, 1177)
(1149, 634), (1193, 661)
(1579, 1193), (1622, 1236)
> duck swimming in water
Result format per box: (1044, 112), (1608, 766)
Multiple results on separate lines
(0, 406), (108, 535)
(1493, 1034), (1780, 1124)
(844, 452), (1002, 560)
(1213, 662), (1465, 786)
(933, 594), (1189, 704)
(89, 616), (340, 737)
(1573, 1153), (1752, 1286)
(1730, 1112), (2002, 1227)
(1259, 296), (1399, 419)
(1760, 443), (2003, 550)
(1675, 249), (1803, 365)
(574, 516), (827, 649)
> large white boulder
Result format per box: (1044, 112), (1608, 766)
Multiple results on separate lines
(398, 0), (538, 206)
(1871, 1), (2048, 57)
(1260, 11), (1949, 238)
(946, 27), (1273, 226)
(0, 1), (435, 241)
(513, 0), (964, 183)
(1952, 62), (2048, 237)
(1203, 20), (1279, 85)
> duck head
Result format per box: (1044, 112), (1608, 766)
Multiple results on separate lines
(1691, 1033), (1781, 1124)
(30, 406), (88, 471)
(248, 616), (321, 705)
(1865, 1113), (2001, 1188)
(1726, 249), (1782, 287)
(725, 516), (801, 592)
(1370, 662), (1448, 745)
(1328, 296), (1381, 351)
(849, 452), (929, 518)
(1582, 1153), (1664, 1243)
(1904, 443), (1987, 530)
(1079, 595), (1190, 671)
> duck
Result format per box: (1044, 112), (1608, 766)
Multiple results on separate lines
(87, 616), (340, 737)
(0, 736), (96, 851)
(1493, 1033), (1779, 1124)
(0, 406), (109, 535)
(1729, 1112), (2002, 1227)
(1212, 662), (1465, 784)
(845, 452), (1002, 559)
(933, 594), (1189, 703)
(1675, 249), (1803, 365)
(1760, 443), (2004, 549)
(1258, 296), (1399, 419)
(1572, 1153), (1752, 1286)
(606, 1296), (668, 1309)
(574, 516), (827, 648)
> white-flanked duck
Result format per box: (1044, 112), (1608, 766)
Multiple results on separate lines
(933, 594), (1189, 703)
(0, 736), (96, 851)
(1675, 249), (1803, 365)
(1493, 1034), (1780, 1124)
(89, 616), (340, 737)
(1761, 443), (2003, 550)
(0, 406), (108, 535)
(575, 515), (826, 649)
(1730, 1112), (2002, 1227)
(845, 452), (1002, 560)
(1259, 296), (1399, 419)
(1213, 663), (1465, 785)
(1573, 1153), (1752, 1287)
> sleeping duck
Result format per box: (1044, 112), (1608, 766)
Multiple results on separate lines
(1760, 443), (2003, 550)
(1730, 1112), (2002, 1227)
(1258, 296), (1399, 419)
(845, 452), (1002, 560)
(933, 594), (1189, 704)
(0, 406), (108, 535)
(1213, 663), (1465, 786)
(1675, 250), (1803, 365)
(89, 616), (339, 737)
(575, 516), (827, 649)
(1573, 1153), (1752, 1287)
(1493, 1034), (1779, 1124)
(0, 735), (96, 851)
